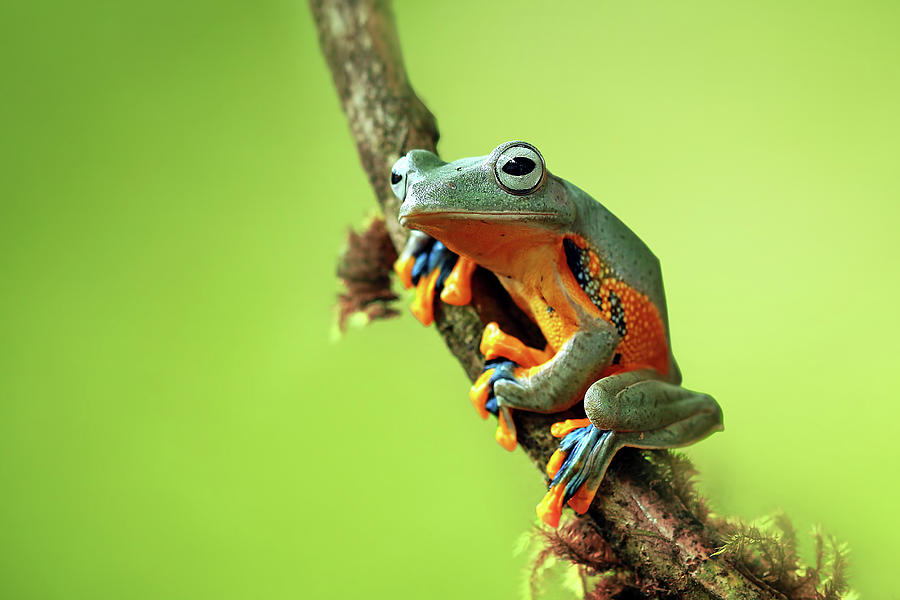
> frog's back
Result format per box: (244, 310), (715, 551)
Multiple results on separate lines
(560, 180), (679, 381)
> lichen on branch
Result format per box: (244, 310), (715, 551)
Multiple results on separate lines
(336, 217), (399, 331)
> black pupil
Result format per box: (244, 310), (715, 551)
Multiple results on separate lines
(391, 171), (402, 185)
(501, 156), (536, 176)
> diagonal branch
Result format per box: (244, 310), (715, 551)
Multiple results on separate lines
(310, 2), (819, 598)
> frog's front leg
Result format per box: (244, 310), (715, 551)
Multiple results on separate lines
(394, 231), (478, 325)
(491, 316), (620, 414)
(491, 275), (621, 417)
(468, 316), (619, 452)
(537, 371), (723, 527)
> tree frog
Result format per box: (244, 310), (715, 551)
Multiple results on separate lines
(390, 141), (723, 527)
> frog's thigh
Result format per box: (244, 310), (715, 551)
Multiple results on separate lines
(585, 378), (723, 448)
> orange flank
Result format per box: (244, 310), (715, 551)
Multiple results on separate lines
(567, 483), (599, 514)
(410, 268), (440, 326)
(545, 449), (567, 478)
(495, 409), (517, 451)
(602, 279), (670, 375)
(536, 485), (566, 528)
(393, 254), (415, 290)
(439, 256), (477, 306)
(550, 418), (592, 438)
(479, 322), (552, 367)
(468, 370), (493, 420)
(564, 235), (670, 377)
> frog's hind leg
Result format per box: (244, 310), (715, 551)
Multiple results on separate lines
(537, 371), (724, 527)
(586, 378), (724, 450)
(394, 232), (477, 325)
(537, 370), (656, 527)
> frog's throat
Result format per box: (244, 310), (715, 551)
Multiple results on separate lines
(402, 213), (564, 276)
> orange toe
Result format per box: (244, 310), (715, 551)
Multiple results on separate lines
(480, 322), (518, 361)
(410, 268), (440, 326)
(545, 449), (567, 479)
(439, 256), (476, 306)
(468, 370), (493, 420)
(479, 322), (551, 367)
(567, 483), (599, 514)
(550, 419), (593, 438)
(495, 409), (517, 452)
(393, 255), (416, 290)
(536, 485), (565, 528)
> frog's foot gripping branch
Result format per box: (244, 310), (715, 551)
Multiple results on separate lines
(537, 375), (725, 527)
(536, 420), (620, 528)
(469, 358), (519, 451)
(469, 322), (552, 452)
(393, 231), (477, 326)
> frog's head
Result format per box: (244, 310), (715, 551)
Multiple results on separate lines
(392, 141), (577, 269)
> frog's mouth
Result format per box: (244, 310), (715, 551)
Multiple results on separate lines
(399, 210), (555, 228)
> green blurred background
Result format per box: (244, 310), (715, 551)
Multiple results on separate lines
(2, 0), (898, 597)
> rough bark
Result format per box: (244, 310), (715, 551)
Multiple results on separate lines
(310, 1), (813, 598)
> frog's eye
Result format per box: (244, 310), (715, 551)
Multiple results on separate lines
(389, 155), (409, 200)
(495, 143), (544, 195)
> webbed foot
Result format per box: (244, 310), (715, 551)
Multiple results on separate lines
(394, 232), (476, 325)
(537, 374), (724, 527)
(537, 422), (619, 528)
(469, 359), (519, 451)
(468, 323), (553, 452)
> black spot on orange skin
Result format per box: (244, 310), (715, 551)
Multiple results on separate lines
(608, 290), (627, 337)
(563, 235), (670, 376)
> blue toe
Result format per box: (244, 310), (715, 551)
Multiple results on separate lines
(550, 425), (611, 502)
